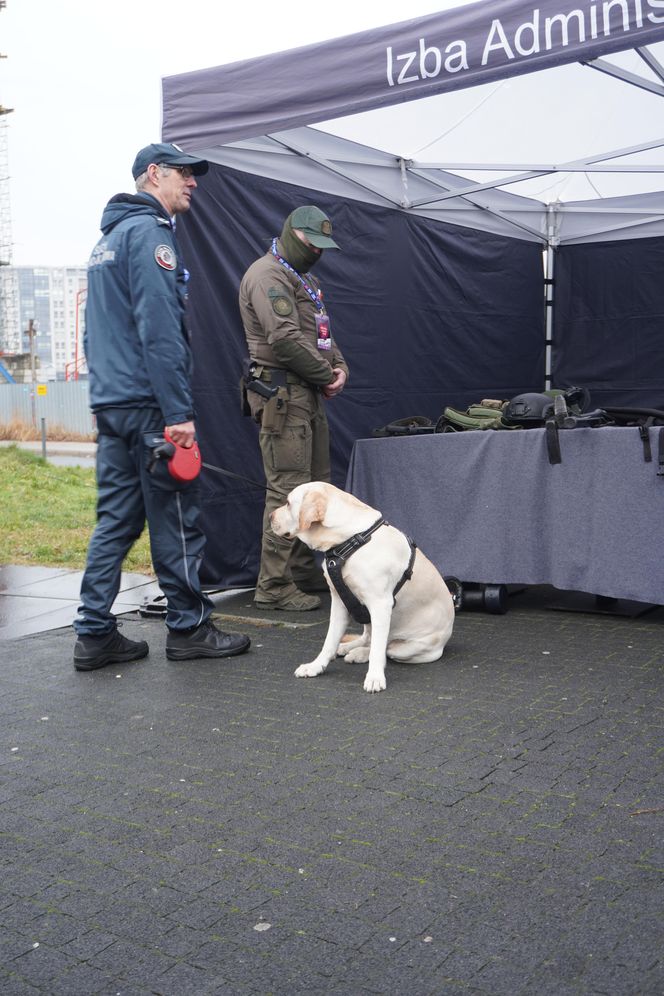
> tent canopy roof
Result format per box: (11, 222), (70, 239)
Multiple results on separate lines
(162, 0), (664, 244)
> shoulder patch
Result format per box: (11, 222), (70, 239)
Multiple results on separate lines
(155, 244), (177, 270)
(272, 296), (293, 317)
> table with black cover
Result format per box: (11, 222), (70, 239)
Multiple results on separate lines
(345, 426), (664, 608)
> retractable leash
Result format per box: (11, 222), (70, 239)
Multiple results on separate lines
(152, 430), (202, 482)
(149, 431), (287, 496)
(201, 459), (287, 496)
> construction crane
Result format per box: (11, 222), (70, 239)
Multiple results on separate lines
(0, 1), (16, 352)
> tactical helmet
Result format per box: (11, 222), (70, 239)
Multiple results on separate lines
(503, 393), (556, 426)
(503, 387), (590, 426)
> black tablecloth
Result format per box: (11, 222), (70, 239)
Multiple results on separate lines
(346, 426), (664, 606)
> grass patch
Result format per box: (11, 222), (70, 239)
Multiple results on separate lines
(0, 446), (153, 574)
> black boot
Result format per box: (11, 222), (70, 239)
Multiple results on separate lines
(166, 619), (250, 661)
(74, 629), (149, 671)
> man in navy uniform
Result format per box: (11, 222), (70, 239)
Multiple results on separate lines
(73, 143), (250, 671)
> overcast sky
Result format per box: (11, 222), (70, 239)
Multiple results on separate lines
(3, 0), (473, 267)
(3, 0), (663, 266)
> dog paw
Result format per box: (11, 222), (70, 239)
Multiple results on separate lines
(363, 672), (387, 693)
(345, 647), (370, 664)
(294, 662), (325, 678)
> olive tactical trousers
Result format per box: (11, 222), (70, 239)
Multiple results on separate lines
(254, 383), (330, 599)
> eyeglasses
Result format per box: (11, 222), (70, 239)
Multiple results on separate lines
(160, 164), (195, 179)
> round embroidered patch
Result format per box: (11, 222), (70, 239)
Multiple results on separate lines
(272, 296), (293, 317)
(155, 244), (176, 270)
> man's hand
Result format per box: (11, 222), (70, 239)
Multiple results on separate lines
(166, 420), (196, 448)
(321, 368), (347, 399)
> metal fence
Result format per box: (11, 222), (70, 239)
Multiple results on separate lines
(0, 381), (95, 435)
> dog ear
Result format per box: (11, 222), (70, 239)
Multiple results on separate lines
(298, 489), (327, 531)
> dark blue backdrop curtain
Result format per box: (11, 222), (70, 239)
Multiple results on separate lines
(177, 163), (545, 587)
(553, 237), (664, 409)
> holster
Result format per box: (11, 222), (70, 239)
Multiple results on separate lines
(240, 360), (279, 417)
(260, 385), (289, 432)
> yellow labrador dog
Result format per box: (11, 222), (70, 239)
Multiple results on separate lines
(270, 482), (454, 692)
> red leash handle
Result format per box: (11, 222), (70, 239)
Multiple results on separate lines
(163, 430), (202, 481)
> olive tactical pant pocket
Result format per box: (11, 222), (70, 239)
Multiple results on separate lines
(260, 422), (311, 473)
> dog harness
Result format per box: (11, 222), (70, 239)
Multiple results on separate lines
(324, 516), (417, 625)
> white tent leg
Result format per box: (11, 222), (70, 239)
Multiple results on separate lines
(544, 244), (554, 390)
(544, 204), (558, 390)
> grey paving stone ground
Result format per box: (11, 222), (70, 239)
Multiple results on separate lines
(1, 587), (663, 995)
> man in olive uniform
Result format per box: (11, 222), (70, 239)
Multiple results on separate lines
(239, 205), (349, 611)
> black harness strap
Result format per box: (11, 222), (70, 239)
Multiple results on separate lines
(603, 408), (664, 463)
(324, 517), (417, 625)
(545, 419), (562, 465)
(393, 540), (417, 601)
(640, 422), (653, 463)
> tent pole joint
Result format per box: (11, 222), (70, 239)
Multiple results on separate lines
(398, 157), (413, 209)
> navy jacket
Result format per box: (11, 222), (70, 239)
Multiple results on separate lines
(84, 193), (194, 425)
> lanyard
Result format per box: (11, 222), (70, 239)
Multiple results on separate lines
(271, 239), (324, 313)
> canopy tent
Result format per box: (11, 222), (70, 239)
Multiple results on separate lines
(160, 0), (664, 587)
(163, 0), (664, 156)
(162, 0), (664, 239)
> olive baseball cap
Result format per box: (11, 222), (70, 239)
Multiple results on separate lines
(131, 142), (209, 180)
(289, 205), (340, 249)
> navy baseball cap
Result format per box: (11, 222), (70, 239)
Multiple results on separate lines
(131, 142), (209, 180)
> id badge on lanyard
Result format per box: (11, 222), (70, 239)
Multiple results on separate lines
(316, 313), (332, 351)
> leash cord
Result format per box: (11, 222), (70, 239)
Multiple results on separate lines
(201, 461), (287, 497)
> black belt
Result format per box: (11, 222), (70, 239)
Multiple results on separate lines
(255, 367), (308, 388)
(325, 518), (417, 625)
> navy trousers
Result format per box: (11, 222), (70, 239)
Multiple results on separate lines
(75, 407), (213, 636)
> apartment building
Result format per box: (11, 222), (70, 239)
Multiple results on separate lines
(0, 265), (87, 380)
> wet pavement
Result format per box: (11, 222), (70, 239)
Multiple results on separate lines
(1, 579), (663, 994)
(0, 565), (163, 641)
(0, 440), (97, 469)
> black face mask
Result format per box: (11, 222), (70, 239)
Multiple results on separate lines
(279, 215), (322, 272)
